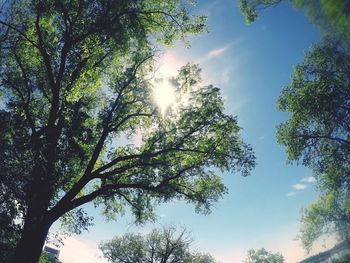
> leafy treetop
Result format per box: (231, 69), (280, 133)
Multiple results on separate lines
(99, 226), (217, 263)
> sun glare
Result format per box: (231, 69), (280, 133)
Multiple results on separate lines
(153, 80), (176, 115)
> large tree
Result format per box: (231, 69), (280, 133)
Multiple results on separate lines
(277, 40), (350, 251)
(99, 226), (217, 263)
(0, 1), (255, 262)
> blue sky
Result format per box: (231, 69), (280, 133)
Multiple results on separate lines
(51, 1), (336, 262)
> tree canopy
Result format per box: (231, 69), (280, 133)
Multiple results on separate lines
(239, 0), (282, 24)
(238, 0), (350, 44)
(243, 248), (284, 263)
(99, 226), (217, 263)
(0, 1), (255, 262)
(277, 39), (350, 251)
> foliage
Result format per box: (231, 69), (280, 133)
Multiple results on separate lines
(0, 0), (255, 261)
(331, 254), (350, 263)
(99, 226), (217, 263)
(0, 197), (21, 262)
(243, 248), (284, 263)
(277, 39), (350, 250)
(39, 252), (61, 263)
(292, 0), (350, 44)
(238, 0), (350, 44)
(239, 0), (282, 24)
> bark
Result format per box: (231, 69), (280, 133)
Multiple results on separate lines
(11, 212), (53, 263)
(11, 166), (55, 263)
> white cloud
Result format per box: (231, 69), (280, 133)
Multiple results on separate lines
(287, 180), (311, 197)
(197, 39), (241, 64)
(59, 237), (108, 263)
(286, 191), (296, 197)
(197, 46), (228, 63)
(208, 46), (227, 58)
(293, 184), (307, 190)
(301, 176), (316, 183)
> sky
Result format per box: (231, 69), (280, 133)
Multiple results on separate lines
(49, 1), (337, 262)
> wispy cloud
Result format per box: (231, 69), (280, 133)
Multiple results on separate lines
(286, 191), (296, 197)
(287, 177), (314, 197)
(208, 46), (227, 58)
(293, 183), (307, 190)
(301, 176), (316, 183)
(197, 39), (241, 64)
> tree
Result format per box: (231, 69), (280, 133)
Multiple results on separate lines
(239, 0), (282, 24)
(238, 0), (350, 44)
(39, 252), (63, 263)
(332, 254), (350, 263)
(0, 204), (21, 263)
(277, 39), (350, 250)
(243, 248), (284, 263)
(0, 1), (255, 262)
(99, 226), (217, 263)
(238, 0), (350, 252)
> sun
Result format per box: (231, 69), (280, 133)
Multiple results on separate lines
(153, 80), (176, 115)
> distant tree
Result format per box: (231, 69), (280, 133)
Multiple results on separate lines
(277, 39), (350, 250)
(190, 253), (218, 263)
(243, 248), (284, 263)
(99, 226), (217, 263)
(0, 1), (255, 262)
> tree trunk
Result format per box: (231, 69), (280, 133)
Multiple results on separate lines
(11, 212), (53, 263)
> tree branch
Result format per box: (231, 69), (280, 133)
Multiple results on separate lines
(301, 133), (350, 145)
(0, 20), (39, 48)
(50, 54), (154, 216)
(9, 52), (36, 133)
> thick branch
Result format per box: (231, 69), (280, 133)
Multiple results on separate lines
(51, 163), (198, 220)
(300, 133), (350, 145)
(50, 182), (155, 218)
